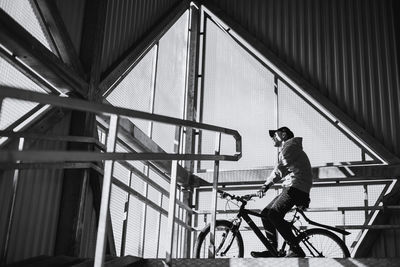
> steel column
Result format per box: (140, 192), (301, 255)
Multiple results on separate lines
(166, 160), (179, 264)
(1, 137), (24, 264)
(155, 194), (163, 258)
(166, 126), (182, 264)
(208, 132), (221, 258)
(94, 115), (118, 267)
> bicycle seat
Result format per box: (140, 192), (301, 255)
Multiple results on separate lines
(296, 198), (310, 211)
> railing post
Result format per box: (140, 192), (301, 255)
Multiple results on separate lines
(341, 210), (346, 244)
(156, 194), (164, 258)
(94, 114), (119, 267)
(166, 160), (179, 265)
(166, 126), (182, 265)
(120, 171), (133, 256)
(208, 132), (221, 258)
(2, 137), (24, 264)
(363, 185), (369, 219)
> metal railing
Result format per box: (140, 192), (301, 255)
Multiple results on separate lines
(193, 179), (395, 257)
(0, 86), (242, 266)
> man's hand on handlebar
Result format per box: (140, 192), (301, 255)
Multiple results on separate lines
(257, 184), (271, 198)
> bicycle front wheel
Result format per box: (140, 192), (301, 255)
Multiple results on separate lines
(298, 228), (350, 258)
(194, 220), (244, 258)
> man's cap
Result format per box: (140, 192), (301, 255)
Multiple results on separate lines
(269, 126), (294, 138)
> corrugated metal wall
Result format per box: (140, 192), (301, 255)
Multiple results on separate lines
(100, 0), (182, 75)
(206, 0), (400, 156)
(369, 213), (400, 257)
(0, 113), (71, 263)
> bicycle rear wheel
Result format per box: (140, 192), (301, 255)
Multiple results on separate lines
(298, 228), (350, 258)
(194, 220), (244, 258)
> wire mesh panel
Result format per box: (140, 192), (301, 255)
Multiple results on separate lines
(147, 185), (160, 205)
(149, 168), (170, 192)
(151, 11), (189, 153)
(106, 47), (156, 135)
(109, 185), (128, 256)
(0, 0), (54, 52)
(143, 206), (160, 258)
(278, 81), (371, 166)
(201, 18), (276, 171)
(0, 57), (46, 130)
(125, 195), (145, 257)
(157, 214), (168, 258)
(113, 162), (131, 186)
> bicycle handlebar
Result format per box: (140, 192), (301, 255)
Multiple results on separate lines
(217, 189), (259, 202)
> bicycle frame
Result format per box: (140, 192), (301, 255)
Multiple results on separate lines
(212, 190), (351, 258)
(235, 205), (279, 256)
(296, 209), (350, 236)
(230, 205), (350, 257)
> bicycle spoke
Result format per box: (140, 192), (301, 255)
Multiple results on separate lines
(298, 229), (349, 258)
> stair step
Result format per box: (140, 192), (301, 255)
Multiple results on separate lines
(5, 255), (86, 267)
(133, 258), (400, 267)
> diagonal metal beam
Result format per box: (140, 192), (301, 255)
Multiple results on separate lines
(33, 0), (85, 77)
(99, 0), (191, 96)
(201, 2), (400, 165)
(0, 8), (88, 97)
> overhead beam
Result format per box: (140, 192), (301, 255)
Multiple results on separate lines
(0, 47), (59, 94)
(33, 0), (85, 77)
(201, 2), (400, 165)
(0, 9), (88, 97)
(99, 0), (190, 96)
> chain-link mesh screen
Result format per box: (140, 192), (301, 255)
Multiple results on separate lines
(151, 11), (189, 153)
(0, 57), (46, 130)
(0, 0), (54, 53)
(200, 18), (276, 171)
(278, 81), (368, 166)
(106, 47), (156, 135)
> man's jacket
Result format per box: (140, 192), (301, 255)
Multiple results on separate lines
(266, 137), (313, 193)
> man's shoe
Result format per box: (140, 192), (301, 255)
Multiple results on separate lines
(285, 245), (306, 257)
(250, 250), (274, 258)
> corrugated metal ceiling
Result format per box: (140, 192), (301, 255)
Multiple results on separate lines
(100, 0), (183, 75)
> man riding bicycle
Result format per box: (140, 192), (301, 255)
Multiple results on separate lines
(251, 126), (313, 258)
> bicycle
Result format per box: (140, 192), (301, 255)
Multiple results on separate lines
(194, 189), (351, 258)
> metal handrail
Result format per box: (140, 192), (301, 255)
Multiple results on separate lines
(0, 86), (242, 162)
(0, 130), (105, 150)
(0, 86), (242, 265)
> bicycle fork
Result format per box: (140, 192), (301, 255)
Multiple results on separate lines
(217, 217), (241, 256)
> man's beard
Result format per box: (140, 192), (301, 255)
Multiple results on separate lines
(273, 141), (281, 147)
